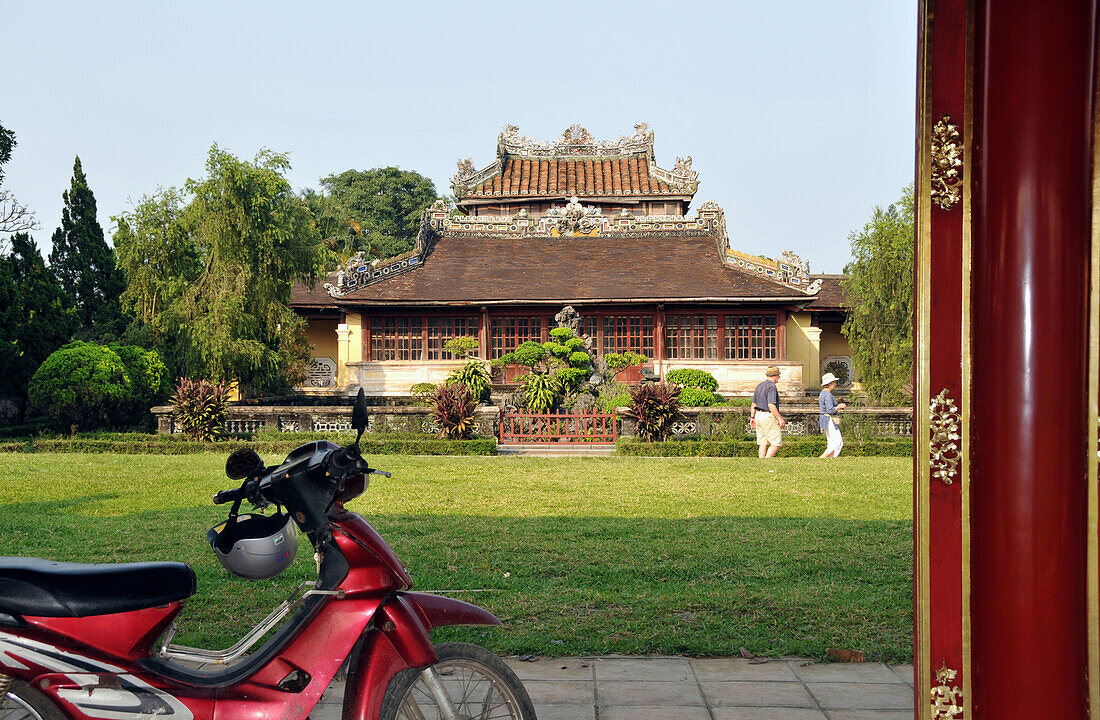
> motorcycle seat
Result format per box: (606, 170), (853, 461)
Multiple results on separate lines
(0, 557), (197, 618)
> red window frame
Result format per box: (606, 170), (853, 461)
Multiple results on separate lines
(490, 316), (546, 359)
(370, 316), (423, 361)
(427, 316), (479, 359)
(725, 315), (778, 360)
(603, 315), (655, 357)
(664, 315), (719, 360)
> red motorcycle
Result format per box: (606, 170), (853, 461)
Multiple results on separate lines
(0, 391), (536, 720)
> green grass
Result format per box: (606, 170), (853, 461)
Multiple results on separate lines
(0, 453), (913, 661)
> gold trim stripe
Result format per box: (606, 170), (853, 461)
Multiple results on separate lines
(1087, 7), (1100, 713)
(915, 1), (935, 717)
(961, 1), (974, 715)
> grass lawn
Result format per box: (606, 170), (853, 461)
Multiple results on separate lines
(0, 453), (913, 662)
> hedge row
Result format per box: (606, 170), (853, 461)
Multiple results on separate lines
(0, 436), (498, 456)
(616, 437), (913, 457)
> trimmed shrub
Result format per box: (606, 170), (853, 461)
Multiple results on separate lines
(442, 336), (479, 359)
(109, 343), (171, 427)
(678, 387), (717, 407)
(616, 437), (913, 457)
(446, 361), (491, 403)
(598, 393), (632, 412)
(665, 368), (719, 392)
(172, 378), (229, 441)
(1, 435), (497, 456)
(623, 382), (683, 442)
(604, 352), (648, 371)
(410, 382), (437, 406)
(431, 383), (477, 439)
(28, 342), (131, 431)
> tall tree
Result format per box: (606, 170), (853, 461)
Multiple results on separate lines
(311, 167), (437, 261)
(0, 233), (77, 409)
(48, 157), (126, 338)
(0, 120), (36, 236)
(169, 145), (324, 396)
(841, 185), (914, 404)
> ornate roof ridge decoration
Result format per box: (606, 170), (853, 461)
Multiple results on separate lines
(327, 200), (817, 297)
(451, 123), (700, 197)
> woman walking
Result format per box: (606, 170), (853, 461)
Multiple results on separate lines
(818, 372), (847, 458)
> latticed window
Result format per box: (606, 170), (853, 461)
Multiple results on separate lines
(490, 317), (544, 359)
(371, 317), (423, 361)
(725, 315), (777, 360)
(427, 317), (479, 359)
(665, 315), (719, 359)
(603, 315), (655, 357)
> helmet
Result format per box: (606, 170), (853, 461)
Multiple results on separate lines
(207, 512), (298, 580)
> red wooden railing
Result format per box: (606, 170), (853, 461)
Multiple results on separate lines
(498, 410), (617, 444)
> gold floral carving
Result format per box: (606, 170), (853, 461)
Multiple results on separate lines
(930, 389), (961, 484)
(931, 664), (963, 718)
(931, 115), (963, 210)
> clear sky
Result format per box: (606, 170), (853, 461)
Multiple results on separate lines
(2, 1), (916, 275)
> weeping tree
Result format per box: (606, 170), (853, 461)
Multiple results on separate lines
(172, 146), (324, 396)
(841, 185), (914, 405)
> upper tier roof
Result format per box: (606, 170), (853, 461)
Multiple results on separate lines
(452, 123), (699, 203)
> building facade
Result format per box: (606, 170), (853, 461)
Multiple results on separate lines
(290, 124), (850, 397)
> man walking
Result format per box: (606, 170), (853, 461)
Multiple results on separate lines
(750, 366), (785, 458)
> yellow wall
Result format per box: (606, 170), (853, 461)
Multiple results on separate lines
(307, 319), (339, 362)
(785, 312), (821, 389)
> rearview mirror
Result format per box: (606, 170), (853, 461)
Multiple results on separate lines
(352, 388), (369, 442)
(225, 448), (263, 480)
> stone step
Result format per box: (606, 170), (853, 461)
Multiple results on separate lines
(497, 443), (617, 457)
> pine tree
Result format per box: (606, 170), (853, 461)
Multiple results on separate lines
(48, 156), (126, 339)
(0, 233), (77, 411)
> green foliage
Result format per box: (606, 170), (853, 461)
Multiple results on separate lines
(431, 383), (477, 439)
(308, 167), (438, 262)
(496, 341), (547, 369)
(678, 386), (718, 407)
(28, 342), (131, 431)
(442, 336), (479, 359)
(446, 360), (491, 403)
(0, 233), (78, 408)
(113, 188), (201, 328)
(410, 382), (437, 406)
(171, 378), (228, 441)
(554, 367), (589, 394)
(665, 368), (719, 392)
(108, 344), (171, 427)
(598, 392), (632, 412)
(520, 372), (559, 412)
(842, 185), (914, 404)
(624, 383), (683, 442)
(696, 410), (749, 439)
(48, 157), (126, 340)
(170, 145), (324, 396)
(604, 351), (648, 371)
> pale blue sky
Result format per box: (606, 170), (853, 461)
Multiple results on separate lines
(2, 1), (916, 274)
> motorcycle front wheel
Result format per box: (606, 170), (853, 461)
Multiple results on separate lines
(1, 680), (65, 720)
(379, 642), (537, 720)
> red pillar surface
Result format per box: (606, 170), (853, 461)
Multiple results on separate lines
(970, 0), (1095, 713)
(918, 0), (1098, 716)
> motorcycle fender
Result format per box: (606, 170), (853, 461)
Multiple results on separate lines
(342, 630), (408, 720)
(402, 592), (502, 630)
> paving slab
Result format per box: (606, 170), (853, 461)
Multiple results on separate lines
(702, 680), (818, 708)
(794, 662), (904, 683)
(713, 708), (829, 720)
(806, 681), (913, 710)
(307, 656), (919, 718)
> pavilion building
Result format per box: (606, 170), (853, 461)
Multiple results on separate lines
(290, 124), (850, 397)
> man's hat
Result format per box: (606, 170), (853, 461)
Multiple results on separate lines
(765, 366), (780, 377)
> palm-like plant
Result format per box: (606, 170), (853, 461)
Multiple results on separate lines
(623, 382), (683, 441)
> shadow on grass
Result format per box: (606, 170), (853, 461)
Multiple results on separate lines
(0, 501), (912, 662)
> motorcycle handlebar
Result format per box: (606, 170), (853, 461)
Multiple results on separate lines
(213, 487), (243, 505)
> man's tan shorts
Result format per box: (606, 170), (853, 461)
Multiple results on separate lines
(754, 411), (783, 447)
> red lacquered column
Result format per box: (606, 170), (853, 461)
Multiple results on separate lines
(970, 0), (1095, 716)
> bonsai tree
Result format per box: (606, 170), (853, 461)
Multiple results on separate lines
(495, 323), (593, 411)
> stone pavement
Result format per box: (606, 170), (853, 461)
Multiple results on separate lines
(312, 656), (915, 720)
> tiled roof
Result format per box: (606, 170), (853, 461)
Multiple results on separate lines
(804, 275), (848, 310)
(463, 157), (685, 199)
(291, 233), (811, 308)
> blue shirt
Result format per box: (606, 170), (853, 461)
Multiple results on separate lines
(752, 379), (779, 415)
(819, 389), (839, 430)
